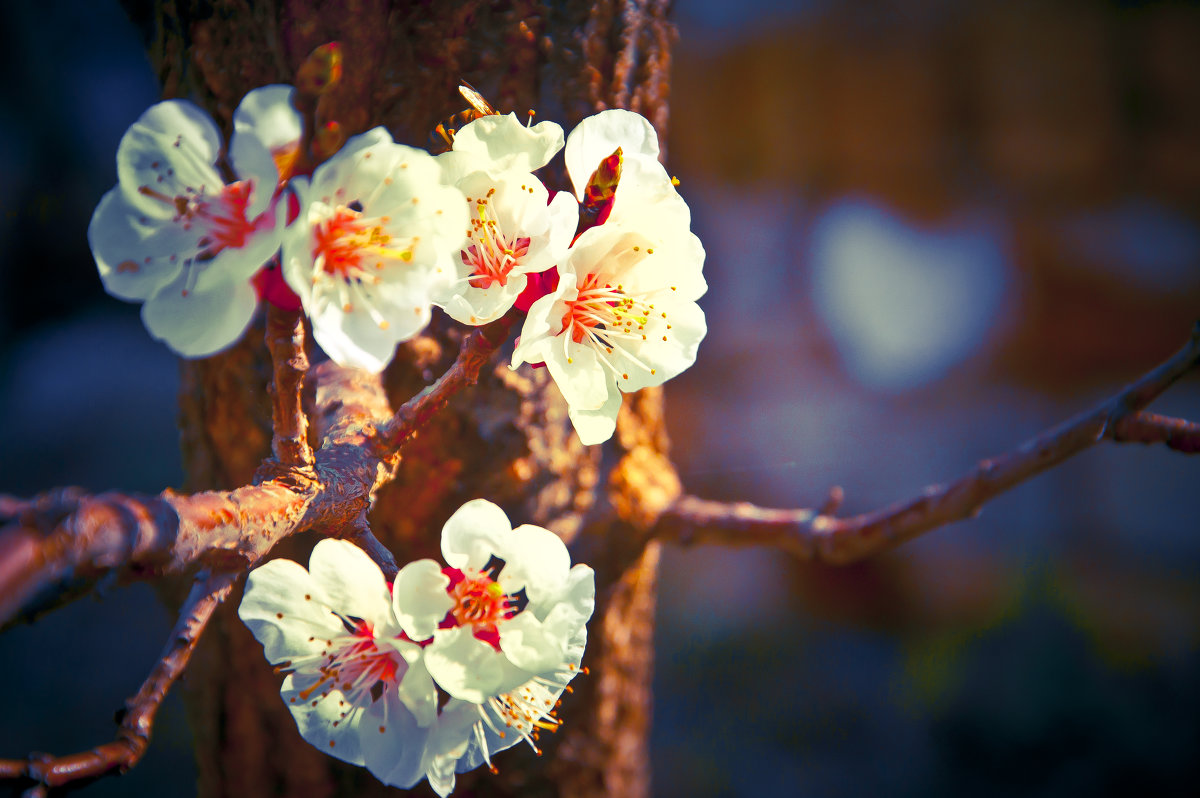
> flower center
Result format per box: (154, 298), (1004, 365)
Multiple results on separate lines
(313, 206), (412, 281)
(462, 189), (530, 290)
(449, 574), (508, 626)
(441, 559), (529, 652)
(137, 179), (258, 258)
(559, 263), (668, 382)
(286, 615), (402, 709)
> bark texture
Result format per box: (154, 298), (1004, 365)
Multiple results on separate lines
(125, 1), (677, 796)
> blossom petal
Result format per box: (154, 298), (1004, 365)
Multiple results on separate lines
(361, 686), (434, 788)
(392, 559), (453, 641)
(440, 498), (513, 572)
(307, 539), (394, 632)
(281, 673), (366, 766)
(424, 626), (505, 703)
(237, 558), (342, 664)
(544, 342), (612, 411)
(89, 187), (188, 301)
(564, 109), (660, 200)
(497, 611), (566, 674)
(116, 100), (223, 219)
(453, 113), (565, 173)
(140, 271), (257, 357)
(394, 650), (439, 728)
(233, 85), (300, 154)
(568, 390), (622, 445)
(500, 523), (570, 603)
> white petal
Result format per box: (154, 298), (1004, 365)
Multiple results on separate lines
(453, 113), (565, 173)
(497, 611), (566, 674)
(610, 299), (707, 393)
(559, 564), (597, 625)
(89, 187), (188, 300)
(308, 539), (394, 632)
(424, 627), (505, 703)
(564, 109), (660, 200)
(510, 283), (570, 368)
(116, 100), (224, 219)
(440, 499), (513, 572)
(394, 654), (439, 728)
(424, 701), (479, 793)
(233, 85), (300, 153)
(392, 559), (453, 641)
(307, 283), (429, 372)
(237, 558), (342, 663)
(544, 342), (613, 411)
(568, 389), (622, 445)
(501, 523), (570, 604)
(361, 686), (434, 788)
(140, 271), (257, 357)
(281, 673), (366, 766)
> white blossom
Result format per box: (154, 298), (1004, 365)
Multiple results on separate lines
(375, 499), (595, 793)
(88, 87), (296, 356)
(238, 539), (437, 773)
(435, 113), (578, 325)
(512, 110), (707, 444)
(281, 128), (467, 371)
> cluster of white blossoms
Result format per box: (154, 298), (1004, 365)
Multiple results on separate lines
(89, 83), (706, 445)
(239, 500), (595, 795)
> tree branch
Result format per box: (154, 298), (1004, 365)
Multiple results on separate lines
(653, 322), (1200, 564)
(373, 310), (520, 456)
(0, 311), (519, 628)
(0, 570), (235, 790)
(1108, 411), (1200, 453)
(263, 304), (316, 473)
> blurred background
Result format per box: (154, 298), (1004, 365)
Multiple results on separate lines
(2, 0), (1199, 796)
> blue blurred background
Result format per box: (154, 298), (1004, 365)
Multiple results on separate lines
(2, 1), (1199, 796)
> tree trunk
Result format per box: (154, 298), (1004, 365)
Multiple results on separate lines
(131, 1), (678, 795)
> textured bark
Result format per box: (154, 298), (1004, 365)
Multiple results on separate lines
(128, 1), (677, 796)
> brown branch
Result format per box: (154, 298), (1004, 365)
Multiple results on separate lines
(1108, 411), (1200, 453)
(0, 364), (389, 628)
(373, 309), (520, 455)
(0, 570), (235, 790)
(653, 322), (1200, 564)
(0, 311), (518, 627)
(340, 518), (399, 581)
(263, 304), (315, 473)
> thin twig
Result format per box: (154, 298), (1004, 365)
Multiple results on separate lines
(1108, 411), (1200, 453)
(264, 304), (315, 473)
(654, 323), (1200, 564)
(340, 518), (399, 581)
(374, 310), (520, 455)
(0, 570), (235, 790)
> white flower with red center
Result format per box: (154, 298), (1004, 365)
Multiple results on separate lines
(238, 539), (437, 773)
(435, 113), (578, 325)
(512, 198), (707, 445)
(281, 128), (468, 371)
(389, 498), (594, 705)
(363, 498), (594, 794)
(88, 87), (297, 356)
